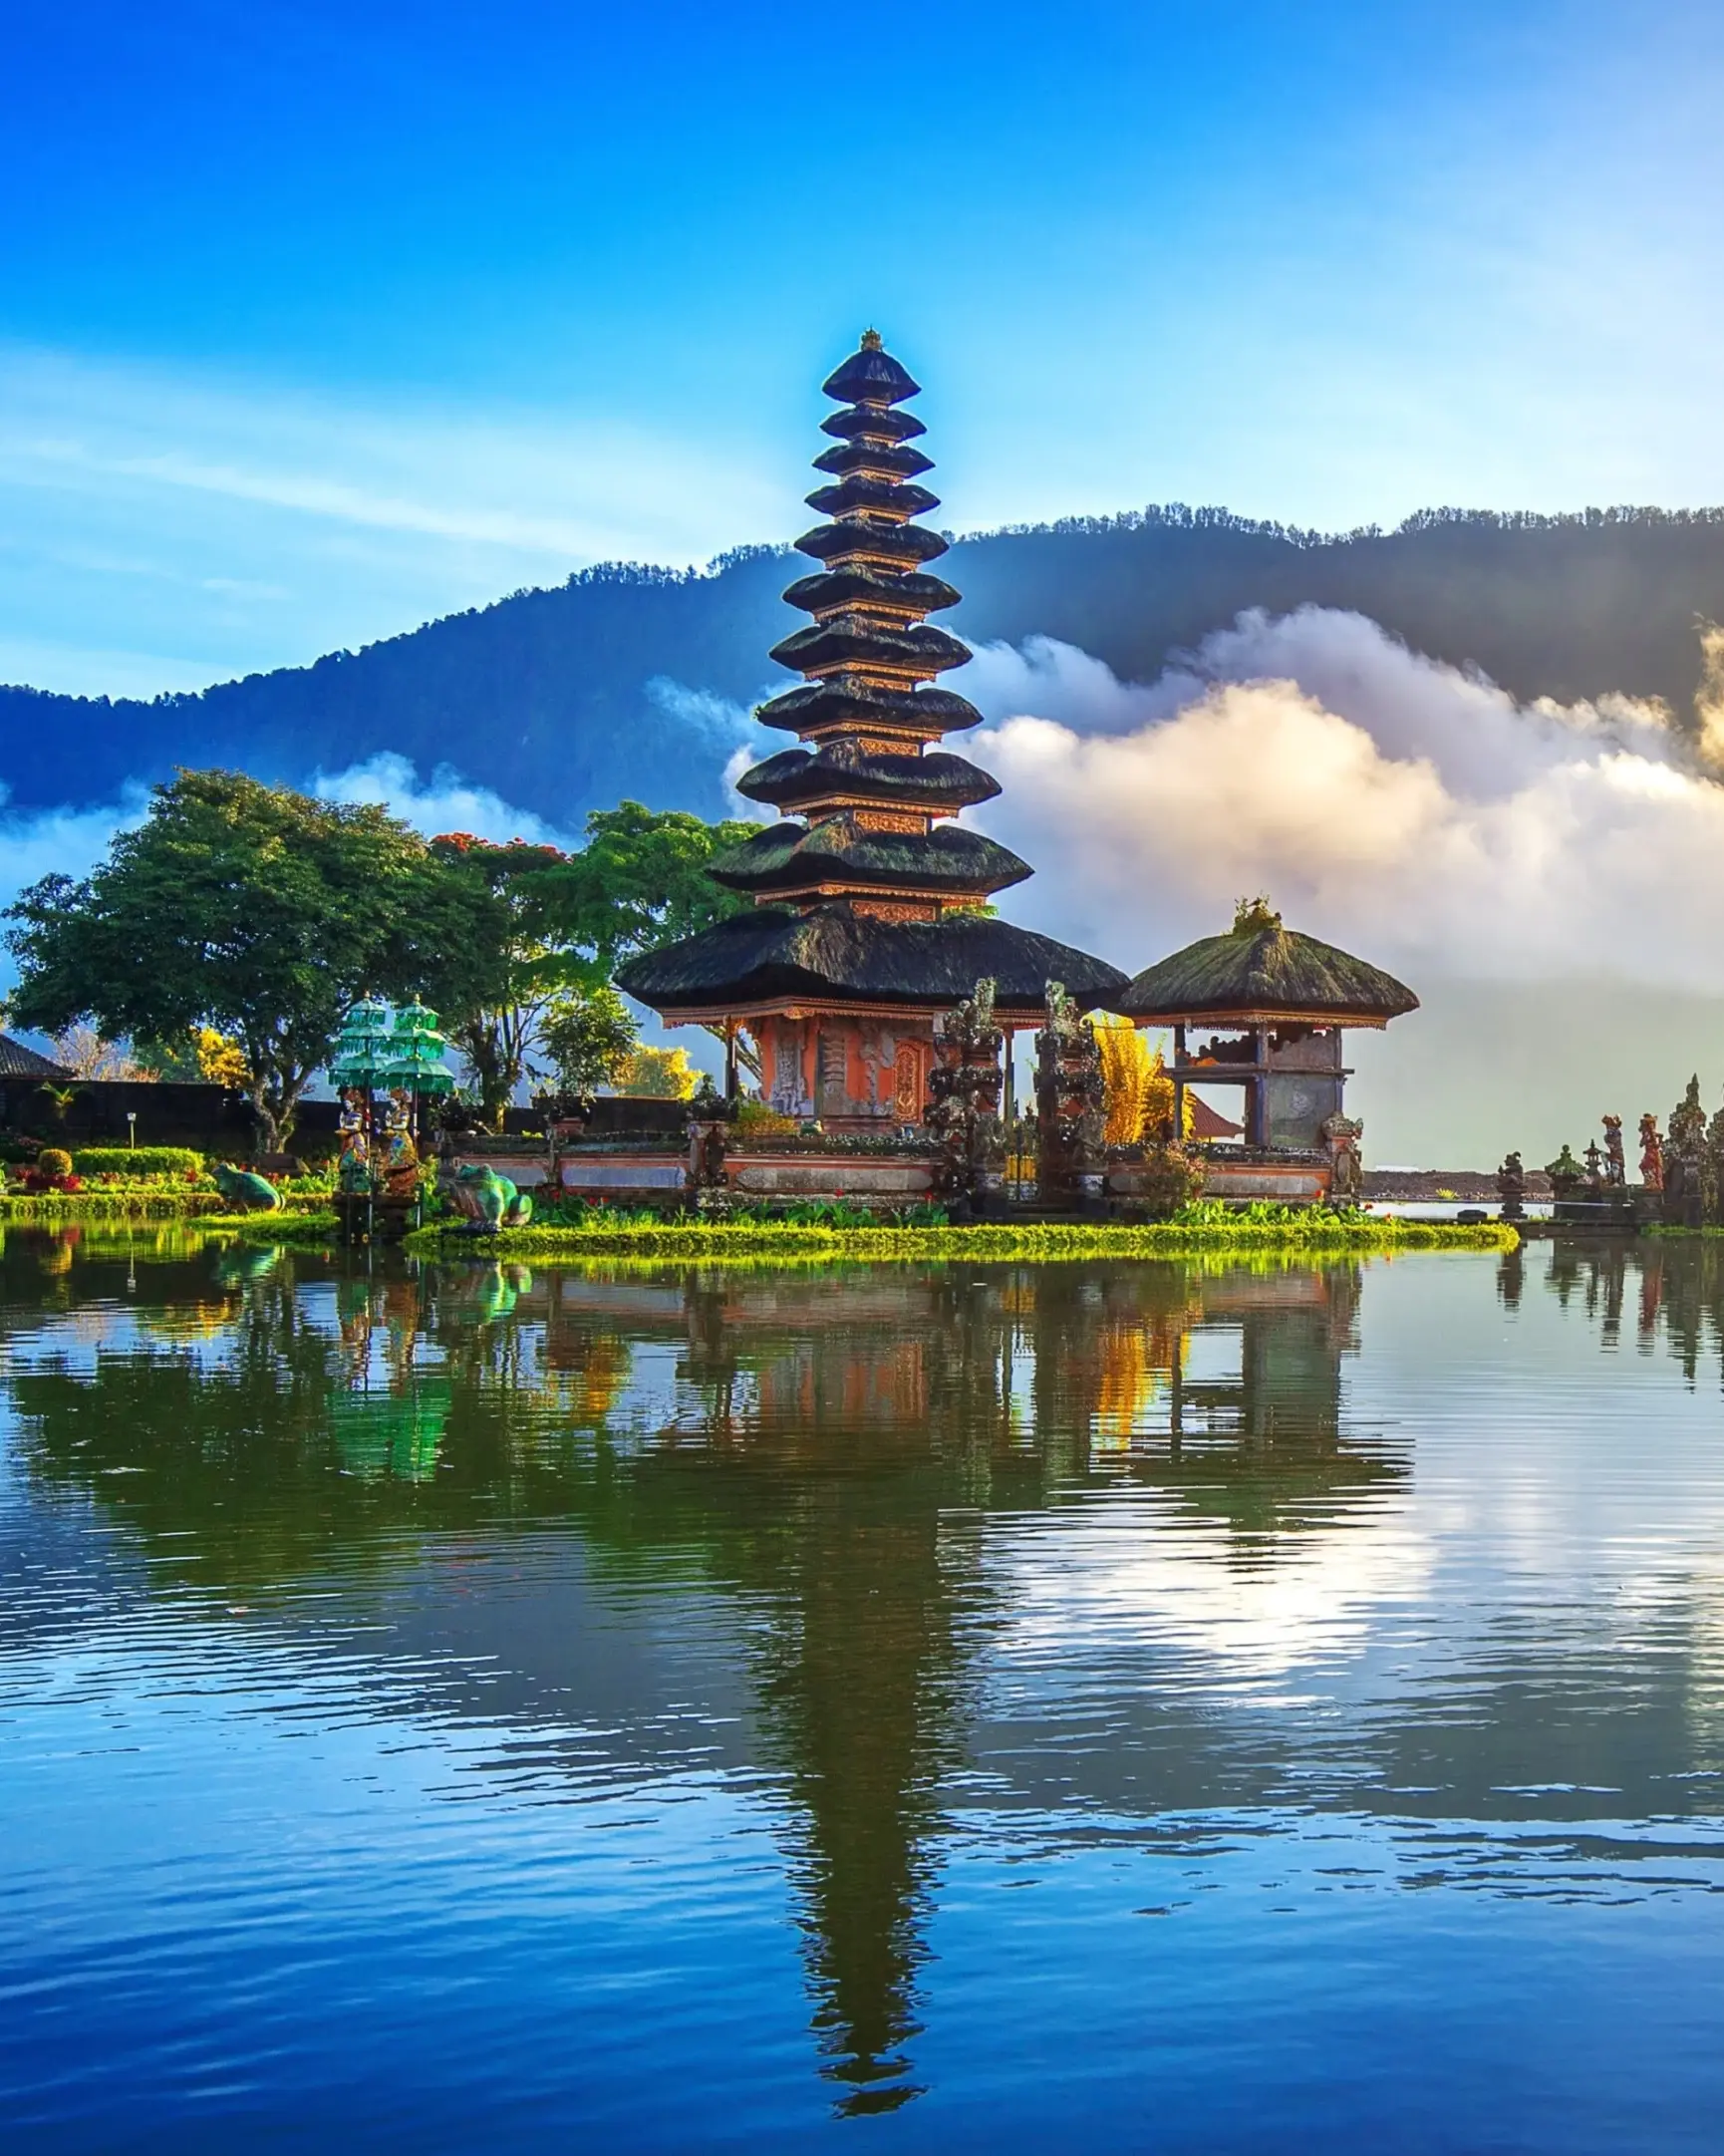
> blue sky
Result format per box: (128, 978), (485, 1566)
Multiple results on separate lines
(5, 0), (1724, 695)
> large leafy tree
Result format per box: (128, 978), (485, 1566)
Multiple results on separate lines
(420, 835), (578, 1127)
(542, 800), (761, 973)
(423, 803), (762, 1119)
(5, 770), (433, 1149)
(538, 985), (640, 1095)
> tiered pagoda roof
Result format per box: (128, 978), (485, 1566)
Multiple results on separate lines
(618, 332), (1125, 1021)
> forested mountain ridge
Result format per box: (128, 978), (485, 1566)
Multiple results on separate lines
(7, 504), (1724, 818)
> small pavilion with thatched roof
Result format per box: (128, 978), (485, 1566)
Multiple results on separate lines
(1111, 899), (1417, 1193)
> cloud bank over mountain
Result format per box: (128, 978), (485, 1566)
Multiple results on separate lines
(969, 607), (1724, 995)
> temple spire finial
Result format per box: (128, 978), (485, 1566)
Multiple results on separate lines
(860, 327), (883, 350)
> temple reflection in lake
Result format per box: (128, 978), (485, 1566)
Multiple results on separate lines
(10, 1232), (1724, 2115)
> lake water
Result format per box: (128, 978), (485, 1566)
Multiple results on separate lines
(4, 1228), (1724, 2152)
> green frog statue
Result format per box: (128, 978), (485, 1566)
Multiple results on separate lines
(210, 1161), (285, 1212)
(447, 1162), (534, 1231)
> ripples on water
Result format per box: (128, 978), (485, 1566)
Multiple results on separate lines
(3, 1228), (1724, 2150)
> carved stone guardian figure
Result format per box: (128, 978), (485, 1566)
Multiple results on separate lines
(928, 978), (1006, 1207)
(1664, 1076), (1708, 1228)
(1496, 1149), (1527, 1222)
(1320, 1111), (1364, 1206)
(1637, 1114), (1663, 1193)
(1033, 981), (1105, 1209)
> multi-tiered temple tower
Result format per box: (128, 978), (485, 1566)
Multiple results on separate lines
(618, 333), (1125, 1128)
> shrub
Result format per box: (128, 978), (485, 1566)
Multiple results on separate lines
(1132, 1143), (1209, 1219)
(37, 1147), (73, 1180)
(72, 1145), (204, 1179)
(734, 1095), (798, 1138)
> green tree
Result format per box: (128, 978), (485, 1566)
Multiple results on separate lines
(539, 985), (639, 1095)
(541, 800), (761, 972)
(422, 804), (760, 1121)
(5, 770), (431, 1150)
(420, 835), (580, 1127)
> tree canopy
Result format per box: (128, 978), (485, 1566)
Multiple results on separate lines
(5, 770), (437, 1147)
(4, 775), (758, 1144)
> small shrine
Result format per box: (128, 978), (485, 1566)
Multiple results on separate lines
(329, 997), (455, 1238)
(616, 332), (1125, 1129)
(1110, 899), (1419, 1203)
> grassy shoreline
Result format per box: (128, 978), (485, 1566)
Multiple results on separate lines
(0, 1191), (331, 1225)
(401, 1217), (1518, 1261)
(1, 1191), (1517, 1258)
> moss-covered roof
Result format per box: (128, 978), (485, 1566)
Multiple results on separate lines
(708, 820), (1029, 898)
(811, 440), (936, 482)
(781, 566), (961, 618)
(821, 340), (922, 407)
(768, 618), (972, 679)
(1113, 902), (1419, 1025)
(735, 747), (1001, 814)
(819, 402), (926, 445)
(755, 680), (983, 738)
(805, 474), (941, 522)
(616, 906), (1129, 1017)
(793, 519), (950, 569)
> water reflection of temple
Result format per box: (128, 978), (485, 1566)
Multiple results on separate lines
(448, 1257), (1386, 2107)
(7, 1239), (1386, 2114)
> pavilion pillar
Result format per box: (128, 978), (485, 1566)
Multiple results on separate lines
(1250, 1025), (1270, 1149)
(1172, 1024), (1187, 1143)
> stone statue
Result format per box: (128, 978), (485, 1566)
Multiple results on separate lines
(1666, 1076), (1709, 1226)
(928, 978), (1006, 1205)
(1495, 1149), (1526, 1221)
(1033, 980), (1105, 1208)
(447, 1162), (533, 1230)
(210, 1161), (284, 1213)
(337, 1129), (373, 1194)
(1321, 1111), (1364, 1206)
(1601, 1114), (1626, 1187)
(1638, 1113), (1663, 1192)
(1545, 1143), (1584, 1200)
(1707, 1099), (1724, 1225)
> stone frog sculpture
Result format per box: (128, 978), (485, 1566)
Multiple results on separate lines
(211, 1162), (285, 1213)
(448, 1162), (534, 1230)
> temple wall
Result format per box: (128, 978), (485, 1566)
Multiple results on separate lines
(760, 1016), (937, 1130)
(1266, 1072), (1344, 1149)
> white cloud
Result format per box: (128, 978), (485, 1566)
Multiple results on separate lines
(0, 783), (151, 999)
(309, 753), (580, 849)
(969, 607), (1724, 995)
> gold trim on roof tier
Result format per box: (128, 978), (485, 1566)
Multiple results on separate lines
(748, 878), (998, 910)
(661, 993), (1046, 1027)
(791, 725), (952, 751)
(790, 796), (954, 823)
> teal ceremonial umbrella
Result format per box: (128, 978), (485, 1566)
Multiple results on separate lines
(329, 999), (396, 1094)
(381, 998), (456, 1110)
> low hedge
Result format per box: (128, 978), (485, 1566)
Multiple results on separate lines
(72, 1145), (204, 1179)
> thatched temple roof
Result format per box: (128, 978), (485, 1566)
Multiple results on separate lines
(616, 906), (1128, 1021)
(1113, 900), (1418, 1028)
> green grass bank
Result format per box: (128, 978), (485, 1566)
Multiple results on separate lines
(403, 1212), (1518, 1263)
